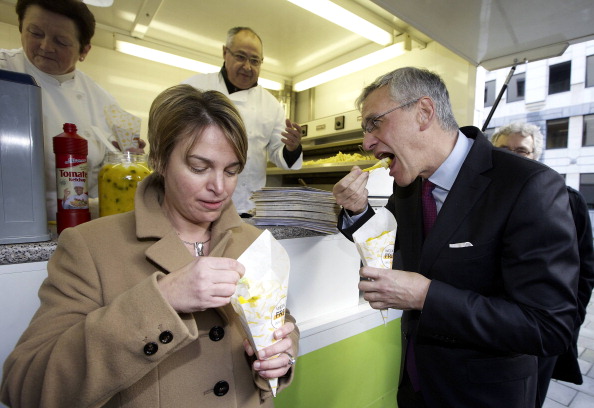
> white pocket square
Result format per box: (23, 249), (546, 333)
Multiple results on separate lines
(449, 242), (473, 248)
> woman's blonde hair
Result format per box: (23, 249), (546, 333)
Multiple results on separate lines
(147, 84), (247, 184)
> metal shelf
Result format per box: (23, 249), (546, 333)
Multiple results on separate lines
(267, 160), (376, 175)
(302, 138), (363, 152)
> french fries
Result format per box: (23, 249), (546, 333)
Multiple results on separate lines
(362, 157), (392, 172)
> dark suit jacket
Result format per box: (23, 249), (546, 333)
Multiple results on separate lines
(536, 186), (594, 406)
(548, 186), (594, 383)
(340, 127), (579, 408)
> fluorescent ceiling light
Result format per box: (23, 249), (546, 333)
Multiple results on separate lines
(287, 0), (392, 46)
(293, 42), (406, 92)
(83, 0), (113, 6)
(115, 39), (283, 91)
(258, 78), (284, 91)
(115, 40), (219, 73)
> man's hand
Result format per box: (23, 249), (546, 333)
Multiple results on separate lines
(281, 119), (302, 151)
(359, 267), (431, 311)
(332, 167), (369, 214)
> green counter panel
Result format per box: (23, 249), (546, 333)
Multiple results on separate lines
(275, 319), (402, 408)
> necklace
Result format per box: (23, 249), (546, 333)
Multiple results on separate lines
(177, 233), (211, 256)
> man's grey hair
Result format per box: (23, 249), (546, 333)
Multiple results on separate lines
(491, 122), (544, 159)
(225, 27), (263, 51)
(356, 67), (459, 133)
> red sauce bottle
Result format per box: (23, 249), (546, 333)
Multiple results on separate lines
(53, 123), (91, 234)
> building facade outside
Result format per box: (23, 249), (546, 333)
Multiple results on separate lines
(477, 39), (594, 209)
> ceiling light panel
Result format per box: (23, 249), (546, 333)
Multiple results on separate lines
(83, 0), (114, 6)
(287, 0), (393, 46)
(294, 42), (406, 91)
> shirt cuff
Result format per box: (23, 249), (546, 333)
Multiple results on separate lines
(283, 145), (303, 168)
(342, 205), (369, 228)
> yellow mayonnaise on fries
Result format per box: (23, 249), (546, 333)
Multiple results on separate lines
(366, 230), (391, 243)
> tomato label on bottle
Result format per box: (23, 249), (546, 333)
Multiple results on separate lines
(55, 153), (89, 210)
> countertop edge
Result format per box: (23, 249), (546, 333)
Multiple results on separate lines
(0, 224), (333, 266)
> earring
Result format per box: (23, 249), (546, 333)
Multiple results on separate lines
(79, 57), (85, 62)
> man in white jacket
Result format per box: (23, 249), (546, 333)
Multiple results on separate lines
(183, 27), (303, 215)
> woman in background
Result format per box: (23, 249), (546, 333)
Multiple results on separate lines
(0, 0), (144, 220)
(1, 85), (298, 408)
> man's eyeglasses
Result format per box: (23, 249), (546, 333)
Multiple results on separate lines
(226, 48), (263, 67)
(362, 99), (420, 134)
(499, 146), (533, 157)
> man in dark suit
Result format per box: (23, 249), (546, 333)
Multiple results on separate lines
(491, 122), (594, 407)
(333, 67), (579, 408)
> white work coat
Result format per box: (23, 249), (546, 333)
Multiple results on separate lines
(0, 48), (119, 220)
(182, 72), (302, 213)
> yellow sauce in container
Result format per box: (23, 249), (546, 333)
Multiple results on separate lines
(98, 152), (151, 217)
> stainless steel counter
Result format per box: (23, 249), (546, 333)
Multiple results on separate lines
(0, 224), (326, 265)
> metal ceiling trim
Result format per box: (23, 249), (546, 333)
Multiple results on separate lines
(131, 0), (164, 39)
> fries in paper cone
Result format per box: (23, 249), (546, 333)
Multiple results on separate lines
(232, 230), (290, 397)
(104, 105), (141, 150)
(352, 207), (397, 325)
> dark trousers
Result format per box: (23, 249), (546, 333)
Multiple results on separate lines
(398, 372), (427, 408)
(535, 356), (557, 407)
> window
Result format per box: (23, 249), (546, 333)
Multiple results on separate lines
(580, 173), (594, 209)
(548, 61), (571, 94)
(583, 114), (594, 146)
(546, 118), (569, 149)
(587, 55), (594, 88)
(506, 73), (526, 103)
(484, 80), (496, 107)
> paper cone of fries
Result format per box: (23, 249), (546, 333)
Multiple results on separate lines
(104, 105), (141, 150)
(232, 229), (290, 397)
(352, 207), (397, 325)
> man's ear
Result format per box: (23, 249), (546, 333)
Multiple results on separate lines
(418, 97), (435, 131)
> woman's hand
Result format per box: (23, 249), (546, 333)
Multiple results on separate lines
(111, 138), (147, 154)
(158, 256), (245, 313)
(244, 321), (296, 379)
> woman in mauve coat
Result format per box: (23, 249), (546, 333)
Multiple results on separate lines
(0, 84), (299, 408)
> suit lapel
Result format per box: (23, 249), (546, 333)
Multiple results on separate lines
(420, 131), (494, 276)
(392, 179), (423, 271)
(145, 231), (194, 272)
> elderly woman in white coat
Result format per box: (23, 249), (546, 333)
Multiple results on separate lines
(0, 0), (144, 220)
